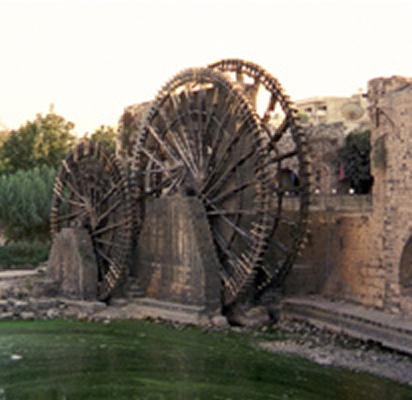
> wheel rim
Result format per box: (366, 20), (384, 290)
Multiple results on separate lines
(51, 141), (132, 300)
(210, 59), (310, 295)
(132, 67), (274, 306)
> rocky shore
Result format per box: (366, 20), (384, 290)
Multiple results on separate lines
(0, 296), (107, 321)
(1, 268), (412, 389)
(258, 320), (412, 387)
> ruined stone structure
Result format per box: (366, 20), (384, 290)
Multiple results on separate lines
(305, 122), (346, 194)
(298, 76), (412, 316)
(269, 94), (372, 195)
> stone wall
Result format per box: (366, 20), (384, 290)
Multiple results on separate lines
(300, 209), (384, 309)
(368, 76), (412, 314)
(298, 76), (412, 316)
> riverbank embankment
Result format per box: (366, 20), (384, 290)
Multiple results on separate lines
(1, 268), (412, 387)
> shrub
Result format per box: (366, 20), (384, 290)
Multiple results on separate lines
(0, 240), (50, 268)
(337, 130), (373, 194)
(0, 166), (57, 241)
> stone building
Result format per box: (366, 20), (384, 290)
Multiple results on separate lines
(304, 122), (347, 194)
(298, 95), (371, 195)
(300, 76), (412, 316)
(269, 94), (371, 194)
(295, 94), (370, 130)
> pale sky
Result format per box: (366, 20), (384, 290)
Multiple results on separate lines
(1, 0), (412, 135)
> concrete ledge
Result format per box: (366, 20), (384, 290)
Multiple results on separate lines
(281, 296), (412, 355)
(0, 269), (41, 281)
(133, 298), (209, 324)
(98, 298), (219, 326)
(282, 194), (372, 213)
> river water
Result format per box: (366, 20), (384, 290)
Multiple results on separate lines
(0, 320), (411, 399)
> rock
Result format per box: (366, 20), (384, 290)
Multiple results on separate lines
(0, 312), (14, 320)
(46, 309), (61, 319)
(34, 298), (62, 310)
(211, 314), (229, 328)
(0, 300), (8, 311)
(109, 298), (128, 307)
(311, 352), (335, 366)
(63, 300), (107, 315)
(226, 304), (271, 328)
(20, 311), (35, 320)
(9, 300), (29, 312)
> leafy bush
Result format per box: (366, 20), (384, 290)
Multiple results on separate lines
(0, 166), (57, 241)
(0, 240), (50, 268)
(337, 130), (373, 194)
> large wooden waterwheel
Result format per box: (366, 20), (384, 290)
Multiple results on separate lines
(131, 67), (275, 307)
(210, 59), (310, 298)
(50, 141), (133, 300)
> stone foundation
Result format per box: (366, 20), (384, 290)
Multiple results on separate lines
(136, 194), (221, 313)
(47, 227), (97, 300)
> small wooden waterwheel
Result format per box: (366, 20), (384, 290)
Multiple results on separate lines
(50, 141), (133, 300)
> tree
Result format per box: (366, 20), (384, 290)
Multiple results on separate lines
(0, 127), (9, 147)
(0, 111), (76, 173)
(87, 124), (117, 152)
(337, 130), (373, 194)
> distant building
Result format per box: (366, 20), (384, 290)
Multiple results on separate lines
(295, 94), (370, 132)
(269, 93), (372, 195)
(292, 94), (372, 194)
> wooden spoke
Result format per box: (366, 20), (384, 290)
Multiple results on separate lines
(266, 149), (298, 165)
(94, 178), (127, 209)
(208, 179), (255, 205)
(269, 116), (290, 144)
(54, 192), (86, 209)
(272, 237), (290, 255)
(146, 124), (181, 167)
(207, 208), (260, 217)
(262, 94), (278, 125)
(94, 237), (128, 249)
(91, 219), (129, 237)
(96, 198), (122, 225)
(203, 197), (254, 246)
(203, 147), (255, 198)
(53, 209), (84, 224)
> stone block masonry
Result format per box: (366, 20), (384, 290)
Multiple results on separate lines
(297, 76), (412, 316)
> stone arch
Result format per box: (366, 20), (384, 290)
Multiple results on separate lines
(399, 235), (412, 294)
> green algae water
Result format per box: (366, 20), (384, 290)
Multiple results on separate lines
(0, 320), (411, 400)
